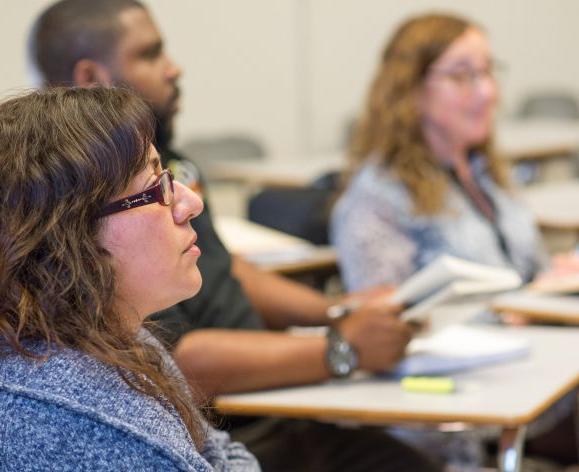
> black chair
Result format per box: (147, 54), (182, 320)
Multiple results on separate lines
(512, 91), (579, 185)
(248, 171), (341, 246)
(179, 133), (266, 175)
(516, 92), (579, 120)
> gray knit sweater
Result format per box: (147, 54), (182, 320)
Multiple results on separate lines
(0, 334), (259, 471)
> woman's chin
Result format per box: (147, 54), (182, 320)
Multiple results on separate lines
(161, 284), (202, 312)
(467, 128), (491, 147)
(185, 273), (203, 300)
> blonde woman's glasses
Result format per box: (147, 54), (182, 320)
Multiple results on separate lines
(428, 60), (505, 88)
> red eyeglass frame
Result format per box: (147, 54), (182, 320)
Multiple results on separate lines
(99, 169), (174, 217)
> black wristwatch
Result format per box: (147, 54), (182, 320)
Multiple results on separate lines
(325, 327), (358, 378)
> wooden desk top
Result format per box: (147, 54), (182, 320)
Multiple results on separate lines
(204, 121), (579, 188)
(496, 119), (579, 161)
(216, 325), (579, 428)
(492, 291), (579, 325)
(205, 153), (344, 188)
(519, 181), (579, 230)
(213, 216), (337, 274)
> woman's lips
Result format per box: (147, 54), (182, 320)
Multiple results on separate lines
(183, 235), (201, 256)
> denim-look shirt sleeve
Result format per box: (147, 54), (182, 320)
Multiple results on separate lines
(331, 164), (418, 291)
(331, 158), (546, 291)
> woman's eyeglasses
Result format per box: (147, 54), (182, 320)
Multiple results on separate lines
(428, 60), (506, 89)
(99, 169), (174, 217)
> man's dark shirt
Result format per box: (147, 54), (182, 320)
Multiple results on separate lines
(147, 148), (264, 350)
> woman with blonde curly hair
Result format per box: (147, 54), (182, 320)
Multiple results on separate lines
(331, 13), (544, 292)
(0, 87), (258, 470)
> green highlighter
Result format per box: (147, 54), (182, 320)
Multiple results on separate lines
(401, 376), (455, 394)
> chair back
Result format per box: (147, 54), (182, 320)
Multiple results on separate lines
(179, 134), (265, 174)
(248, 171), (341, 245)
(516, 92), (579, 120)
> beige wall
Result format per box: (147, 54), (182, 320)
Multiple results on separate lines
(1, 0), (578, 158)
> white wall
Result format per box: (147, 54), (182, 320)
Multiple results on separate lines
(1, 0), (578, 158)
(308, 0), (579, 152)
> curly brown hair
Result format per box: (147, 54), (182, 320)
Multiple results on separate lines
(0, 87), (206, 448)
(349, 13), (507, 214)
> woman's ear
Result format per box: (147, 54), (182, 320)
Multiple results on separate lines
(72, 59), (113, 87)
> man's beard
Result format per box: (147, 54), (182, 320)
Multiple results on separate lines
(110, 77), (179, 152)
(153, 85), (180, 151)
(154, 112), (173, 152)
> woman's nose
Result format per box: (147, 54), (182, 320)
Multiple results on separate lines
(165, 54), (182, 81)
(475, 74), (498, 105)
(172, 181), (203, 224)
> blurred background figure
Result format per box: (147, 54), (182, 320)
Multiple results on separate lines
(331, 13), (546, 294)
(329, 13), (579, 469)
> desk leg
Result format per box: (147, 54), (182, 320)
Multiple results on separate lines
(498, 426), (526, 472)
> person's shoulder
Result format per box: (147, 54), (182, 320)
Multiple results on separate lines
(351, 159), (406, 192)
(0, 344), (202, 468)
(340, 159), (411, 213)
(163, 148), (204, 189)
(160, 147), (186, 165)
(0, 386), (209, 471)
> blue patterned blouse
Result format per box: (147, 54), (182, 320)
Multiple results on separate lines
(330, 155), (546, 291)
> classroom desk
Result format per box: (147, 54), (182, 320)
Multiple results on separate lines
(204, 120), (579, 188)
(496, 119), (579, 162)
(519, 180), (579, 231)
(492, 290), (579, 325)
(213, 215), (337, 275)
(499, 119), (579, 182)
(515, 180), (579, 252)
(216, 318), (579, 472)
(206, 152), (343, 188)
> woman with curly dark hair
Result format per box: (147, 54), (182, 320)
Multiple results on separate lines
(0, 87), (258, 470)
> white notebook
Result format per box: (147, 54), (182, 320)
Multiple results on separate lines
(393, 325), (530, 376)
(389, 255), (522, 322)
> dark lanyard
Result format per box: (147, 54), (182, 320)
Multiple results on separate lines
(447, 168), (515, 266)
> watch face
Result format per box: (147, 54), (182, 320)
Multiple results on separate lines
(327, 336), (358, 377)
(327, 304), (349, 321)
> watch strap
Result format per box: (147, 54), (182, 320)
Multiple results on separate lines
(325, 327), (358, 378)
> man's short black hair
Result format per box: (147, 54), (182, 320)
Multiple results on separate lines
(29, 0), (145, 86)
